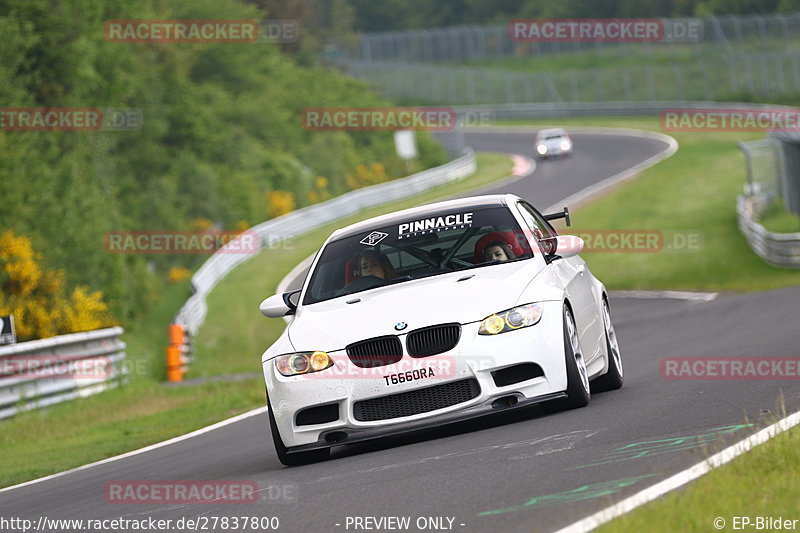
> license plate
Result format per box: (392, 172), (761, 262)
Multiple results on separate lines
(383, 367), (435, 386)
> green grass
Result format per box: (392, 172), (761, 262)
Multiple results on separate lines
(760, 198), (800, 234)
(0, 378), (266, 487)
(0, 151), (513, 489)
(597, 423), (800, 533)
(498, 117), (800, 291)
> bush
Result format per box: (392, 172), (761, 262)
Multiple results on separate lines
(0, 230), (115, 341)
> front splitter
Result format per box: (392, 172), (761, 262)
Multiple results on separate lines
(286, 391), (566, 454)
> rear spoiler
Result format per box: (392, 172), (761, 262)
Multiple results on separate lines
(543, 207), (571, 227)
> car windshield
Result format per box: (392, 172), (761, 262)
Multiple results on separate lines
(302, 206), (534, 305)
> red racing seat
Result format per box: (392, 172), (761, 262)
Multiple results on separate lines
(344, 256), (361, 285)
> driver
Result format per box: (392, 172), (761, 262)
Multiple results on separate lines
(482, 241), (515, 262)
(358, 251), (397, 280)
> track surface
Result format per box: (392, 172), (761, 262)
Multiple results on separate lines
(2, 130), (798, 533)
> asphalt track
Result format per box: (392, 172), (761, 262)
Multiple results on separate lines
(2, 130), (798, 533)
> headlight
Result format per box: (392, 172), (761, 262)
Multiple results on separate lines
(536, 144), (547, 155)
(478, 303), (543, 335)
(560, 140), (571, 151)
(275, 351), (333, 376)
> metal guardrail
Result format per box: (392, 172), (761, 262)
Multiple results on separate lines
(174, 149), (477, 336)
(0, 327), (127, 419)
(738, 137), (800, 268)
(737, 195), (800, 268)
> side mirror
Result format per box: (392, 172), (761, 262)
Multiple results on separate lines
(259, 290), (300, 318)
(543, 235), (584, 260)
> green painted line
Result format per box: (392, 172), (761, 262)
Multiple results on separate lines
(569, 424), (754, 470)
(477, 474), (659, 516)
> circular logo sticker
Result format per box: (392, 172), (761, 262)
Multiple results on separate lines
(394, 322), (408, 331)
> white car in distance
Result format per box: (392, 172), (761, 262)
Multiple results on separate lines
(535, 128), (573, 160)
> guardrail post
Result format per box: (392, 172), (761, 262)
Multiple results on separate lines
(166, 323), (188, 382)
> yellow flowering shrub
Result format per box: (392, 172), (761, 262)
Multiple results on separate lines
(0, 230), (115, 341)
(168, 267), (192, 283)
(0, 230), (41, 298)
(308, 176), (331, 204)
(189, 218), (215, 231)
(62, 286), (113, 333)
(266, 190), (295, 218)
(345, 162), (388, 190)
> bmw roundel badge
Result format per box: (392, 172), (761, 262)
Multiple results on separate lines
(394, 322), (408, 331)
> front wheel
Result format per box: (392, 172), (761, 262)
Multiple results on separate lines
(591, 298), (624, 393)
(552, 304), (590, 410)
(268, 398), (330, 466)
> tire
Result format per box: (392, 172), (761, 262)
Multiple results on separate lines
(591, 298), (624, 393)
(268, 398), (330, 466)
(552, 304), (590, 410)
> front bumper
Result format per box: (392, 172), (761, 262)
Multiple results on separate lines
(287, 390), (566, 453)
(264, 300), (567, 449)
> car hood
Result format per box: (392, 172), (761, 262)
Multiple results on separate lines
(287, 261), (539, 352)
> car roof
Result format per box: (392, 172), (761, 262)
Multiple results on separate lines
(330, 193), (519, 240)
(537, 128), (568, 137)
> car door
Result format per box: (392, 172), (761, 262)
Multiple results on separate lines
(516, 201), (603, 363)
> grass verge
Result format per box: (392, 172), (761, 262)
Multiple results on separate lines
(760, 198), (800, 234)
(596, 422), (800, 533)
(0, 151), (513, 488)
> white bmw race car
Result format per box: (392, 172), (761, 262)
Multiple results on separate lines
(259, 194), (623, 466)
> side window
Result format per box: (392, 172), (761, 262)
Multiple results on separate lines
(517, 202), (557, 254)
